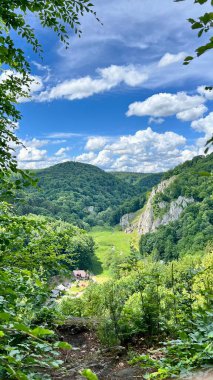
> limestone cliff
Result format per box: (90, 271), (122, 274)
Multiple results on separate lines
(120, 213), (136, 229)
(125, 176), (194, 235)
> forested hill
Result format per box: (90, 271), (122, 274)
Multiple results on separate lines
(16, 161), (162, 228)
(139, 153), (213, 261)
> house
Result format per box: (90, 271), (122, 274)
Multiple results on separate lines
(73, 270), (90, 280)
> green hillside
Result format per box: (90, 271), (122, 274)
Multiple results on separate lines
(139, 153), (213, 261)
(15, 161), (162, 228)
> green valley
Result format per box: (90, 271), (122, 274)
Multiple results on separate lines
(15, 162), (162, 229)
(89, 227), (139, 278)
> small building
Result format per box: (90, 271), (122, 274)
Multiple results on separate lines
(57, 284), (67, 291)
(73, 270), (90, 280)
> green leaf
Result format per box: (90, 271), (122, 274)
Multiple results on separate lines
(81, 369), (99, 380)
(0, 330), (5, 337)
(51, 359), (64, 368)
(13, 323), (30, 333)
(31, 327), (54, 337)
(0, 312), (11, 321)
(192, 22), (203, 29)
(54, 341), (72, 350)
(16, 371), (28, 380)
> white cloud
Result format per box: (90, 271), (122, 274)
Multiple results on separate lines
(176, 104), (208, 121)
(85, 137), (108, 151)
(17, 127), (207, 172)
(56, 0), (212, 82)
(197, 86), (213, 100)
(32, 61), (51, 82)
(22, 138), (49, 148)
(18, 157), (70, 170)
(17, 147), (47, 162)
(191, 112), (213, 138)
(99, 65), (148, 87)
(35, 64), (148, 102)
(75, 152), (96, 162)
(148, 117), (164, 125)
(54, 147), (70, 156)
(158, 52), (186, 67)
(126, 92), (206, 118)
(0, 70), (43, 102)
(75, 127), (191, 172)
(47, 132), (85, 138)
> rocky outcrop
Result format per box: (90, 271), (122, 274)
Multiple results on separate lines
(126, 176), (194, 235)
(136, 176), (175, 234)
(138, 195), (194, 234)
(120, 213), (135, 229)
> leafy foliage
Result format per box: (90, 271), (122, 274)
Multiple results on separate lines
(59, 250), (213, 343)
(175, 0), (213, 65)
(0, 204), (95, 274)
(0, 203), (94, 378)
(130, 310), (213, 379)
(61, 248), (213, 376)
(0, 266), (73, 379)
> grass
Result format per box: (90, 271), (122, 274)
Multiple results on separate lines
(89, 226), (139, 278)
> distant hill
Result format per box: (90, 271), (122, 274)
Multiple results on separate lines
(15, 161), (162, 228)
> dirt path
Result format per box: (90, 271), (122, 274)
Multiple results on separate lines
(51, 320), (213, 380)
(52, 320), (147, 380)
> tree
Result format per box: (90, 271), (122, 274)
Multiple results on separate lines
(176, 0), (213, 153)
(175, 0), (213, 64)
(0, 0), (98, 181)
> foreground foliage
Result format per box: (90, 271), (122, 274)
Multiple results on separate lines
(0, 267), (72, 379)
(0, 202), (96, 379)
(60, 248), (213, 377)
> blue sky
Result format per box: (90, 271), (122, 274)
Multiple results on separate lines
(10, 0), (213, 172)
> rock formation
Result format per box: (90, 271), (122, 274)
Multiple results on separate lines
(125, 176), (194, 235)
(120, 213), (135, 229)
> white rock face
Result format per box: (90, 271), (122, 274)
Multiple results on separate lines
(146, 195), (194, 233)
(126, 176), (194, 235)
(120, 213), (135, 229)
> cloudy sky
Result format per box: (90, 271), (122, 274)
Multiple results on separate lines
(11, 0), (213, 172)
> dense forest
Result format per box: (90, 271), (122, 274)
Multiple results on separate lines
(15, 162), (162, 228)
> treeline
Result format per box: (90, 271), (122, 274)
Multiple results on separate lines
(15, 161), (162, 228)
(164, 153), (213, 179)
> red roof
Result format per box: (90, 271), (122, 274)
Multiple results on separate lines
(73, 270), (89, 278)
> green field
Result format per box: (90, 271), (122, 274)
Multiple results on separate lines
(89, 227), (139, 280)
